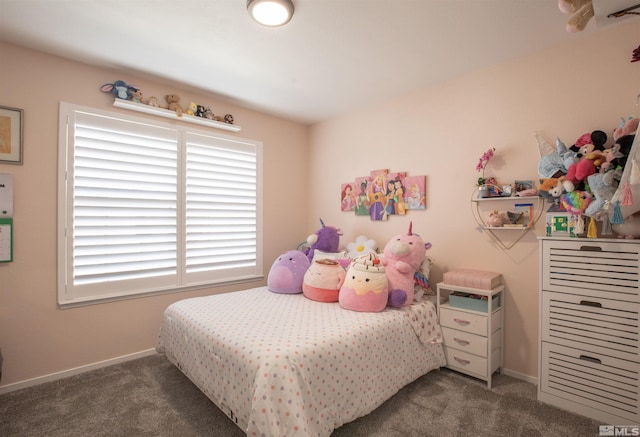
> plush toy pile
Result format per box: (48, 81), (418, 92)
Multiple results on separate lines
(100, 79), (235, 124)
(267, 221), (433, 311)
(536, 116), (640, 237)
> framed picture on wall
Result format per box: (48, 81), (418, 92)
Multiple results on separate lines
(340, 182), (356, 212)
(0, 106), (23, 164)
(405, 175), (426, 210)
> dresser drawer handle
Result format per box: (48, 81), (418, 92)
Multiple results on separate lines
(453, 337), (470, 346)
(453, 356), (471, 365)
(579, 300), (602, 308)
(579, 245), (602, 252)
(453, 318), (471, 325)
(579, 355), (602, 364)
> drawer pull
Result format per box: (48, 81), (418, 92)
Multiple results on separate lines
(579, 300), (602, 308)
(453, 318), (471, 326)
(453, 337), (470, 346)
(579, 354), (602, 364)
(579, 245), (602, 252)
(453, 356), (471, 365)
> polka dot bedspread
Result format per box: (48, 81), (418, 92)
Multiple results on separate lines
(157, 286), (446, 437)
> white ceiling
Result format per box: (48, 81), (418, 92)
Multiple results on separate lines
(0, 0), (638, 124)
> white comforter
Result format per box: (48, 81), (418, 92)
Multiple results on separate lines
(157, 287), (445, 436)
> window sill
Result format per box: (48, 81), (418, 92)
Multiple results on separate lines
(58, 275), (264, 309)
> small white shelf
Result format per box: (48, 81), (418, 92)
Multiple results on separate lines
(470, 188), (544, 250)
(472, 195), (540, 203)
(113, 99), (241, 132)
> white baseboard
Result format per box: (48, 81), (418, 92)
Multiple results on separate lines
(0, 351), (539, 395)
(0, 349), (158, 395)
(502, 367), (538, 386)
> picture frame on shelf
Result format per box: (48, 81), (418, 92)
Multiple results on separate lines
(514, 179), (534, 193)
(0, 106), (23, 164)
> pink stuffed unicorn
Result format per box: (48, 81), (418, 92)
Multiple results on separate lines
(382, 222), (429, 307)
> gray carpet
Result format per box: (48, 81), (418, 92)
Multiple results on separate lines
(0, 353), (603, 436)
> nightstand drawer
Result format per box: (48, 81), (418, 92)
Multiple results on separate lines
(442, 327), (500, 357)
(444, 346), (501, 378)
(444, 346), (488, 376)
(440, 306), (499, 336)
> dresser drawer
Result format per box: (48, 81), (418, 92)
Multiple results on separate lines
(540, 342), (639, 422)
(444, 346), (501, 378)
(541, 239), (640, 302)
(542, 291), (639, 361)
(442, 326), (501, 357)
(440, 306), (500, 336)
(444, 346), (487, 377)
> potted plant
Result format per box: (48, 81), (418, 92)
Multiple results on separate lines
(476, 147), (496, 198)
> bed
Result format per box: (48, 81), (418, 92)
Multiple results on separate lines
(156, 286), (446, 436)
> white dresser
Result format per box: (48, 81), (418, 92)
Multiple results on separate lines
(539, 237), (640, 425)
(436, 282), (504, 388)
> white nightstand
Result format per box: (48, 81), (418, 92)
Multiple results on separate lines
(436, 282), (504, 388)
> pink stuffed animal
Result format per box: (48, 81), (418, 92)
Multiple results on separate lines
(381, 222), (429, 307)
(566, 157), (599, 186)
(565, 130), (607, 189)
(303, 259), (346, 302)
(339, 253), (388, 312)
(614, 117), (640, 141)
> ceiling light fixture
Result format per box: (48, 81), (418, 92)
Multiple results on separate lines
(247, 0), (294, 27)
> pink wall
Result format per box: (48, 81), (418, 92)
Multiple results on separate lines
(0, 41), (309, 387)
(307, 21), (639, 380)
(0, 20), (638, 389)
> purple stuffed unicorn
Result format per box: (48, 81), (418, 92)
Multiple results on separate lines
(303, 218), (342, 262)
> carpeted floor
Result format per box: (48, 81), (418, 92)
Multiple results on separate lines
(0, 353), (603, 436)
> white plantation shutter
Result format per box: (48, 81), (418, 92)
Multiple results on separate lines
(58, 103), (262, 306)
(185, 133), (259, 281)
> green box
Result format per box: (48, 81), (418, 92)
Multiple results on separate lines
(545, 211), (579, 237)
(449, 292), (500, 313)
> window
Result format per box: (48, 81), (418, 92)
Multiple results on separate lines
(57, 102), (263, 307)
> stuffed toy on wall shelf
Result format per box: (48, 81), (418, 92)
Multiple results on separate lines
(100, 80), (135, 100)
(185, 101), (198, 116)
(165, 94), (183, 117)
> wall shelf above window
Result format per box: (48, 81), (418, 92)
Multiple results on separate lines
(112, 99), (242, 132)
